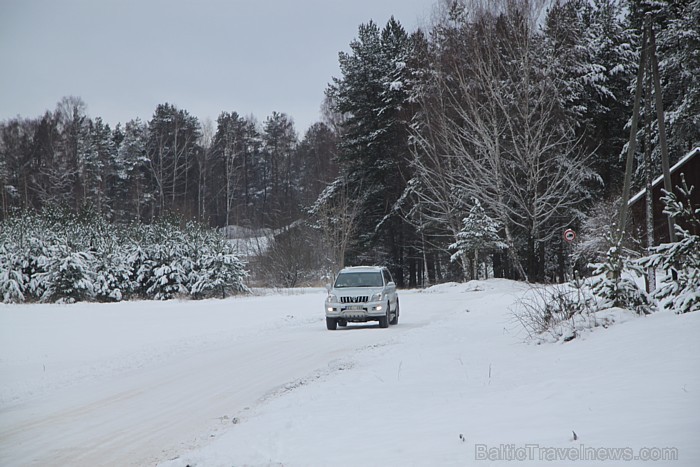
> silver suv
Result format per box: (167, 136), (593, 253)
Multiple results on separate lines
(325, 266), (399, 330)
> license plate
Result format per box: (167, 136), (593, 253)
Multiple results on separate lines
(346, 305), (364, 311)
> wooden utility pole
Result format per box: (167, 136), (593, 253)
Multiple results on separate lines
(644, 47), (656, 292)
(649, 25), (676, 243)
(618, 18), (676, 243)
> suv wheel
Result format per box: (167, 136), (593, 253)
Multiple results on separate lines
(326, 317), (338, 330)
(378, 302), (390, 328)
(390, 298), (399, 325)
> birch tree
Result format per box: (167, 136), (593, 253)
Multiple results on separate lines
(409, 1), (597, 281)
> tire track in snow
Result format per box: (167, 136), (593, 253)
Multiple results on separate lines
(0, 308), (408, 466)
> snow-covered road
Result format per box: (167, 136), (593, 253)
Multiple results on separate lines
(2, 281), (699, 467)
(0, 289), (458, 466)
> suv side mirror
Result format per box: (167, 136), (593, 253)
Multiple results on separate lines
(388, 281), (396, 287)
(325, 283), (332, 292)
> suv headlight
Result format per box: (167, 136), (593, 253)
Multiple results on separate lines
(327, 294), (338, 303)
(371, 292), (383, 302)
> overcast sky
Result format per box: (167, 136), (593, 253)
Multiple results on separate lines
(0, 0), (434, 135)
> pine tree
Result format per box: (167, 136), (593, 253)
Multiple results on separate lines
(325, 18), (418, 284)
(0, 118), (36, 218)
(296, 122), (338, 208)
(114, 119), (150, 221)
(146, 103), (201, 217)
(213, 111), (248, 227)
(91, 118), (116, 216)
(210, 113), (261, 227)
(260, 112), (298, 227)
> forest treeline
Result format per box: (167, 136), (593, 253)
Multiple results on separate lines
(0, 102), (338, 230)
(1, 0), (698, 288)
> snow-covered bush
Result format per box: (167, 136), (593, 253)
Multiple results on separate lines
(588, 235), (654, 315)
(140, 223), (190, 300)
(637, 177), (699, 314)
(0, 245), (28, 303)
(147, 262), (188, 300)
(36, 245), (95, 304)
(190, 251), (249, 298)
(0, 213), (49, 303)
(128, 219), (249, 300)
(93, 249), (133, 302)
(187, 224), (249, 298)
(126, 242), (151, 298)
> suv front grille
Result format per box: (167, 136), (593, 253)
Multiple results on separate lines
(341, 296), (369, 303)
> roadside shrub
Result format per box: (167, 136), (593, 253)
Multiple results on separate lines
(512, 277), (598, 342)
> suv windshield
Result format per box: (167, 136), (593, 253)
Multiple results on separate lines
(334, 272), (383, 288)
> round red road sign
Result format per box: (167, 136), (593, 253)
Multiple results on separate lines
(564, 229), (576, 243)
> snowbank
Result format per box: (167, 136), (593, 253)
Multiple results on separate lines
(1, 280), (698, 466)
(160, 281), (699, 467)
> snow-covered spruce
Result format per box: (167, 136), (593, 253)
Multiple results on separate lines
(0, 245), (28, 303)
(449, 198), (507, 280)
(0, 212), (51, 303)
(637, 178), (700, 314)
(588, 234), (654, 315)
(92, 247), (134, 302)
(36, 246), (95, 304)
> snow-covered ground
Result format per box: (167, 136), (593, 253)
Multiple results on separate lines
(1, 280), (698, 466)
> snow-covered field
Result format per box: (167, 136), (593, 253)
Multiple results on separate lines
(1, 280), (698, 466)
